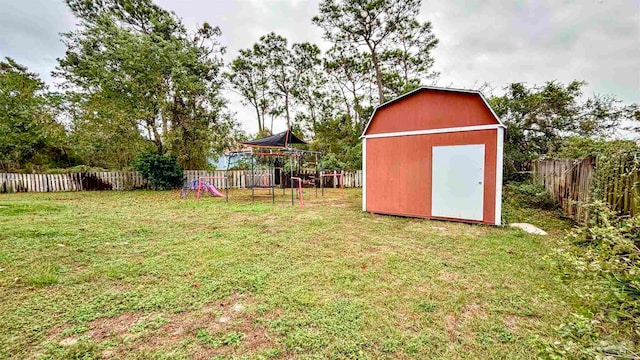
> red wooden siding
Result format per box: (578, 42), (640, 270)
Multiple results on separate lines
(365, 90), (498, 135)
(366, 130), (498, 224)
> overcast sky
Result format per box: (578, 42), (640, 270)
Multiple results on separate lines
(1, 0), (638, 135)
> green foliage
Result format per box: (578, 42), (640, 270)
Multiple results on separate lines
(380, 19), (439, 96)
(58, 0), (241, 169)
(489, 81), (636, 182)
(322, 46), (374, 129)
(550, 201), (639, 357)
(222, 331), (246, 346)
(319, 153), (346, 171)
(43, 340), (101, 360)
(311, 112), (362, 169)
(64, 93), (155, 169)
(552, 137), (638, 159)
(505, 182), (557, 210)
(591, 146), (640, 203)
(626, 105), (640, 133)
(225, 46), (273, 134)
(27, 264), (60, 287)
(307, 0), (438, 168)
(0, 58), (75, 171)
(132, 152), (184, 190)
(196, 329), (245, 348)
(43, 165), (110, 174)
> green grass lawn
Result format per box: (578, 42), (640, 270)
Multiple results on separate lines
(0, 189), (578, 359)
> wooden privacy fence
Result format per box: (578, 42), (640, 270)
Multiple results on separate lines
(532, 158), (596, 222)
(533, 157), (639, 222)
(0, 170), (363, 193)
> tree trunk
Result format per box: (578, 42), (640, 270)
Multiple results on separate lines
(351, 87), (361, 129)
(162, 115), (168, 137)
(403, 42), (410, 86)
(284, 93), (291, 128)
(255, 106), (263, 132)
(145, 117), (163, 154)
(151, 126), (163, 153)
(310, 105), (317, 134)
(370, 49), (385, 104)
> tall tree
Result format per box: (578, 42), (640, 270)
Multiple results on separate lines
(226, 33), (321, 131)
(324, 45), (372, 131)
(57, 0), (240, 169)
(380, 19), (439, 96)
(0, 58), (71, 171)
(294, 64), (331, 135)
(225, 45), (273, 134)
(313, 0), (436, 103)
(261, 33), (321, 128)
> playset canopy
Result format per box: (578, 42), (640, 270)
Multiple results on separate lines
(240, 128), (307, 148)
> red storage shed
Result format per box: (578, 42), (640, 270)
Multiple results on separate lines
(361, 86), (505, 225)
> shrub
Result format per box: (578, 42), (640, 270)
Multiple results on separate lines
(506, 181), (557, 210)
(132, 152), (184, 190)
(320, 153), (346, 171)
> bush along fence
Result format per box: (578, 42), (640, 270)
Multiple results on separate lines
(0, 170), (363, 193)
(533, 153), (639, 222)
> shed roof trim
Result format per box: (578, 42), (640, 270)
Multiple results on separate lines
(360, 86), (505, 138)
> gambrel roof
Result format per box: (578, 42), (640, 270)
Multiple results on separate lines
(361, 86), (505, 138)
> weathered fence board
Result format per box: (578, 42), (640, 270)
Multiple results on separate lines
(1, 169), (363, 193)
(533, 157), (639, 222)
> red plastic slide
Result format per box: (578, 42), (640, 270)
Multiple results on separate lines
(207, 184), (225, 197)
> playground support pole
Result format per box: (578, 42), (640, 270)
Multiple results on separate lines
(271, 157), (275, 204)
(290, 155), (294, 206)
(290, 177), (304, 209)
(226, 155), (231, 202)
(251, 152), (255, 203)
(314, 153), (318, 198)
(196, 178), (202, 202)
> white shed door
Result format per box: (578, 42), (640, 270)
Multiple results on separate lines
(431, 144), (485, 221)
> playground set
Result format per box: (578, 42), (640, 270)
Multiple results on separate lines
(180, 128), (344, 208)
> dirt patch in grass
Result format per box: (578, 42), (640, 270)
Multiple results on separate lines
(158, 295), (279, 358)
(443, 304), (489, 344)
(444, 313), (458, 337)
(89, 312), (142, 341)
(461, 304), (487, 320)
(504, 315), (519, 332)
(438, 270), (460, 283)
(59, 337), (79, 346)
(362, 244), (397, 254)
(47, 324), (71, 342)
(81, 294), (281, 358)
